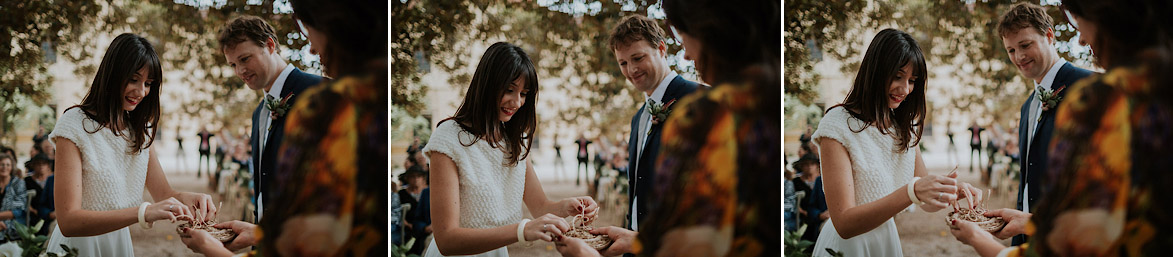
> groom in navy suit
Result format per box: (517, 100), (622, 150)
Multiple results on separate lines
(218, 16), (323, 222)
(988, 3), (1093, 246)
(608, 15), (700, 234)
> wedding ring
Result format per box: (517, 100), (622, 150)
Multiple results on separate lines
(938, 192), (944, 201)
(168, 205), (173, 210)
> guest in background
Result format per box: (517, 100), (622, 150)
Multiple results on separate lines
(399, 167), (431, 255)
(0, 153), (28, 241)
(574, 134), (592, 186)
(968, 123), (985, 173)
(24, 154), (54, 236)
(793, 155), (827, 245)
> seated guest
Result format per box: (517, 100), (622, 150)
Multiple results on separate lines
(397, 168), (430, 254)
(793, 155), (827, 245)
(0, 153), (27, 241)
(24, 155), (54, 236)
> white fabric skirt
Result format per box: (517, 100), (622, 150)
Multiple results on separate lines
(45, 226), (134, 257)
(423, 237), (509, 257)
(812, 218), (903, 257)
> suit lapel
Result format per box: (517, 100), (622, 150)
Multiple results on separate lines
(1018, 93), (1032, 160)
(251, 102), (263, 166)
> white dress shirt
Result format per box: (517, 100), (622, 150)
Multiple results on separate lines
(1023, 59), (1065, 214)
(631, 70), (676, 231)
(257, 63), (295, 220)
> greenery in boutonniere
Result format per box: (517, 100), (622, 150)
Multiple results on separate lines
(1037, 85), (1067, 112)
(647, 98), (678, 127)
(264, 93), (295, 120)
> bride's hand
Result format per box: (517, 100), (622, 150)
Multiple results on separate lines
(525, 214), (571, 242)
(175, 192), (217, 222)
(147, 197), (192, 223)
(956, 182), (983, 208)
(914, 171), (959, 212)
(559, 196), (599, 223)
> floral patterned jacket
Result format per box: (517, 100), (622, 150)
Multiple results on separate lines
(638, 79), (780, 257)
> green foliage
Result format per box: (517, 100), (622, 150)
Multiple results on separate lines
(2, 0), (318, 137)
(0, 0), (102, 143)
(390, 237), (419, 257)
(784, 224), (815, 257)
(9, 220), (78, 257)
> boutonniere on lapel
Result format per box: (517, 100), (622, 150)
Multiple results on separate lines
(264, 93), (295, 122)
(647, 98), (677, 129)
(1035, 85), (1065, 123)
(1037, 85), (1066, 112)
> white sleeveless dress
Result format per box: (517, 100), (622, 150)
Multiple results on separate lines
(810, 107), (916, 257)
(420, 121), (527, 257)
(45, 108), (148, 256)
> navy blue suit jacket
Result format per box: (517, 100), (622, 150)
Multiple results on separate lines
(626, 75), (700, 229)
(250, 68), (323, 221)
(1013, 62), (1092, 245)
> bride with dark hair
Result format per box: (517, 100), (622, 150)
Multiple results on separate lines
(47, 32), (216, 256)
(422, 41), (600, 257)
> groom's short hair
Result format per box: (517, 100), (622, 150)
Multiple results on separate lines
(608, 15), (667, 51)
(217, 15), (278, 53)
(997, 3), (1053, 38)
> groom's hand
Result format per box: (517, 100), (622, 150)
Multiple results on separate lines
(950, 219), (994, 246)
(985, 208), (1030, 239)
(555, 237), (601, 257)
(591, 226), (637, 256)
(180, 227), (234, 257)
(214, 221), (259, 251)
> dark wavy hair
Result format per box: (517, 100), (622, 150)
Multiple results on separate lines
(289, 0), (387, 78)
(69, 33), (162, 154)
(1062, 0), (1173, 71)
(662, 0), (780, 86)
(835, 28), (928, 152)
(442, 42), (539, 166)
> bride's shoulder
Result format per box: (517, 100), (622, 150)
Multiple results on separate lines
(818, 106), (855, 126)
(425, 120), (475, 150)
(811, 106), (866, 145)
(431, 120), (468, 138)
(54, 107), (97, 128)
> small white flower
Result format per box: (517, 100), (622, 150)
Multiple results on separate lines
(0, 241), (23, 257)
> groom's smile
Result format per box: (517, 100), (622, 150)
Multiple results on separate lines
(223, 39), (284, 92)
(1016, 59), (1034, 73)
